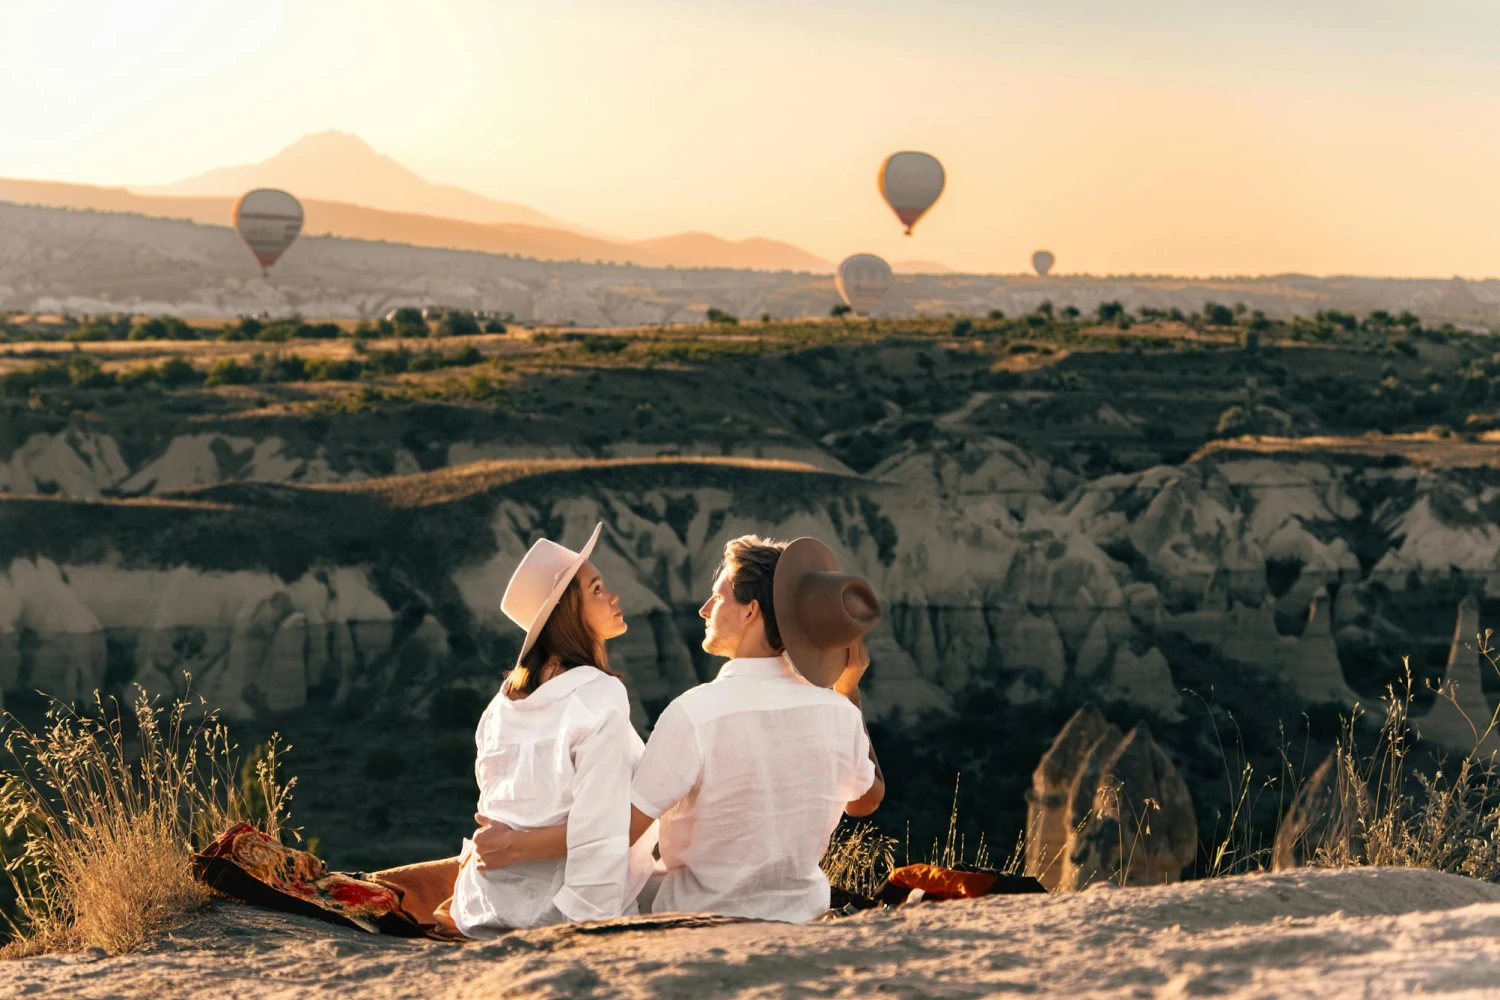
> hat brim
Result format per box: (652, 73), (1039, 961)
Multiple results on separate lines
(515, 522), (603, 665)
(773, 537), (851, 687)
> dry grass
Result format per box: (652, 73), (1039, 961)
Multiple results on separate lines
(822, 776), (1019, 897)
(318, 455), (829, 507)
(0, 687), (295, 957)
(821, 821), (897, 899)
(1304, 654), (1500, 879)
(1190, 434), (1500, 469)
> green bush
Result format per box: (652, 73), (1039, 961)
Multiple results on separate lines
(66, 356), (115, 389)
(705, 307), (739, 325)
(253, 320), (298, 343)
(389, 308), (427, 338)
(580, 335), (627, 355)
(436, 311), (481, 337)
(305, 357), (363, 381)
(1096, 301), (1126, 324)
(65, 325), (113, 343)
(128, 317), (197, 341)
(830, 304), (852, 318)
(364, 347), (411, 375)
(351, 319), (393, 339)
(217, 317), (262, 341)
(204, 359), (252, 386)
(158, 356), (199, 388)
(1203, 302), (1236, 327)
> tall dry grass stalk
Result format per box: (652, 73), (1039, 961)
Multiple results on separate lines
(0, 686), (295, 957)
(1308, 655), (1500, 879)
(821, 821), (897, 898)
(822, 775), (1021, 897)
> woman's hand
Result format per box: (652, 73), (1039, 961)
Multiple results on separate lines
(832, 638), (871, 703)
(472, 814), (569, 870)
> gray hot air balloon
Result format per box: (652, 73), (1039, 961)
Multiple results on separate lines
(879, 152), (945, 235)
(233, 189), (304, 275)
(836, 254), (894, 316)
(1032, 250), (1055, 277)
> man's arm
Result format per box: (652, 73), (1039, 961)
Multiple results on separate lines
(473, 817), (567, 870)
(629, 805), (655, 845)
(833, 639), (885, 816)
(844, 735), (885, 817)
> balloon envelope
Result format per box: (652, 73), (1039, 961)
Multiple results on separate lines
(1032, 250), (1055, 277)
(233, 189), (303, 271)
(836, 254), (894, 316)
(879, 152), (945, 235)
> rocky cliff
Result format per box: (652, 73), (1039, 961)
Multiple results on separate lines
(3, 430), (1497, 744)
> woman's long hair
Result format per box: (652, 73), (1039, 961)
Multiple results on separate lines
(506, 576), (614, 698)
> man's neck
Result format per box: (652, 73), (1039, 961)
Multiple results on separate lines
(731, 633), (779, 659)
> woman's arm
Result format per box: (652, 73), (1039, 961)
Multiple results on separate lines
(553, 707), (637, 921)
(473, 817), (568, 870)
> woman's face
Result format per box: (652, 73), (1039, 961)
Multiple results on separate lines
(576, 561), (627, 641)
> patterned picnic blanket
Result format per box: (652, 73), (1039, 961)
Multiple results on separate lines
(192, 822), (425, 935)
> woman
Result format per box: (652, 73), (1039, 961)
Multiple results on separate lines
(376, 523), (655, 936)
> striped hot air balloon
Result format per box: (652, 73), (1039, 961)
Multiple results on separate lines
(233, 189), (304, 274)
(1032, 250), (1055, 277)
(836, 254), (893, 317)
(879, 152), (945, 235)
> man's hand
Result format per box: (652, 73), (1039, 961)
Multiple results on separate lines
(471, 815), (569, 870)
(474, 815), (534, 869)
(832, 638), (871, 703)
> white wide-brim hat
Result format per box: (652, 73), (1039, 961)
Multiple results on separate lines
(501, 522), (603, 665)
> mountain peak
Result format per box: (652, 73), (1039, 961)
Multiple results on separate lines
(150, 131), (575, 231)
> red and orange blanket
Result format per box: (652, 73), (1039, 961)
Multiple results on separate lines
(192, 823), (433, 936)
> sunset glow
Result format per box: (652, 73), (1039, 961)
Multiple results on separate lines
(3, 0), (1498, 276)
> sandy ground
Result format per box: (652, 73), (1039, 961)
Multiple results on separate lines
(6, 868), (1500, 999)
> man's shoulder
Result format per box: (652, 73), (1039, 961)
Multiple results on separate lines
(660, 675), (858, 726)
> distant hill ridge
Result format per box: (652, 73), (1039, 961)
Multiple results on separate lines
(2, 131), (835, 273)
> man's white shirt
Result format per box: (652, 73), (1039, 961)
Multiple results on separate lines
(631, 655), (876, 923)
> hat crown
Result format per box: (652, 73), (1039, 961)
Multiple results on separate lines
(502, 538), (584, 630)
(792, 571), (882, 650)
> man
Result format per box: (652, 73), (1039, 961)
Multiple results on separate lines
(627, 534), (884, 923)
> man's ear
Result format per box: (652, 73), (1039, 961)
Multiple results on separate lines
(744, 598), (761, 626)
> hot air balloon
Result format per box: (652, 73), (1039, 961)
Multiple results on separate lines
(836, 254), (894, 317)
(233, 189), (303, 274)
(879, 152), (945, 235)
(1032, 250), (1055, 277)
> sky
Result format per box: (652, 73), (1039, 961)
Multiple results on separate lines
(3, 0), (1500, 277)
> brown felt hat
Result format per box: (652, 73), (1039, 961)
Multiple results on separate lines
(772, 537), (882, 687)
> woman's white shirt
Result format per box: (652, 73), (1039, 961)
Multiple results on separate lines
(451, 666), (657, 935)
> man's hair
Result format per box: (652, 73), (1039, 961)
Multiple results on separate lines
(721, 535), (788, 651)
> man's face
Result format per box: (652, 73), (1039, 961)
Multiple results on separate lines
(699, 566), (750, 657)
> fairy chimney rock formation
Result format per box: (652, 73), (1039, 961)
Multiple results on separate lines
(1279, 586), (1359, 706)
(1059, 723), (1197, 891)
(1413, 593), (1500, 757)
(1025, 704), (1122, 890)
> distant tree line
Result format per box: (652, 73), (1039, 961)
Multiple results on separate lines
(0, 344), (487, 397)
(5, 308), (511, 345)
